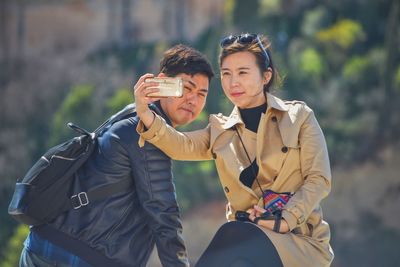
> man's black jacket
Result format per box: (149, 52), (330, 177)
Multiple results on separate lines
(32, 104), (189, 267)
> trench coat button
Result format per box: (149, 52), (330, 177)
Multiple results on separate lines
(281, 146), (288, 153)
(297, 215), (305, 224)
(271, 116), (277, 122)
(224, 186), (230, 193)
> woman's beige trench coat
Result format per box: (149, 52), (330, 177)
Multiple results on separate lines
(137, 93), (334, 266)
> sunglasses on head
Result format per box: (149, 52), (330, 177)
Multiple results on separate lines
(220, 33), (271, 68)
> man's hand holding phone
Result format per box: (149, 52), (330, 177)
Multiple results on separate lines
(133, 73), (183, 129)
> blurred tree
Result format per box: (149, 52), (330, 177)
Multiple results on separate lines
(316, 19), (366, 74)
(0, 224), (28, 267)
(15, 0), (26, 63)
(298, 48), (324, 82)
(0, 0), (11, 86)
(194, 27), (225, 114)
(106, 0), (118, 47)
(232, 0), (260, 32)
(259, 0), (281, 17)
(395, 66), (400, 90)
(48, 84), (99, 146)
(106, 88), (132, 115)
(173, 160), (222, 211)
(0, 0), (27, 86)
(175, 0), (186, 41)
(121, 0), (135, 47)
(301, 6), (329, 38)
(360, 0), (400, 161)
(317, 19), (365, 50)
(1, 1), (400, 264)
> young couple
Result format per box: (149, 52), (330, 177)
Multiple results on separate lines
(20, 33), (333, 267)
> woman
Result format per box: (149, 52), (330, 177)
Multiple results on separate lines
(134, 33), (334, 266)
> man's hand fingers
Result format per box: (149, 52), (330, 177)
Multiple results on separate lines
(137, 73), (154, 85)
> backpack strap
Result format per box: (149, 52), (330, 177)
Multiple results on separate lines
(93, 103), (137, 137)
(92, 102), (161, 137)
(67, 104), (137, 139)
(59, 104), (137, 214)
(59, 177), (134, 212)
(61, 103), (154, 212)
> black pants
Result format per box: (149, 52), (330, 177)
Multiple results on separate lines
(195, 221), (283, 267)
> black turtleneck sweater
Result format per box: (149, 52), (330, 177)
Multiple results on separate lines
(239, 103), (267, 133)
(238, 103), (267, 188)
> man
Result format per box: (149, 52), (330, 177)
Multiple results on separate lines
(20, 44), (214, 267)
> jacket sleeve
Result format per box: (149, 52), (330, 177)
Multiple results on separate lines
(136, 113), (214, 161)
(127, 121), (190, 267)
(282, 106), (332, 231)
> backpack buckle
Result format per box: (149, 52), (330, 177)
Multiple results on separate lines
(71, 192), (89, 209)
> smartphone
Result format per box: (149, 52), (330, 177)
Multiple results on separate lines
(145, 77), (183, 98)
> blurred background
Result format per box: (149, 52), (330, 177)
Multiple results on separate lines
(0, 0), (399, 266)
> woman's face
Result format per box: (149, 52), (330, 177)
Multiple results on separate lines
(220, 51), (271, 109)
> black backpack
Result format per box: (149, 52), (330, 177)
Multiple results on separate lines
(8, 104), (137, 226)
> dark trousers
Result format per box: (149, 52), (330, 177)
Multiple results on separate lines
(195, 221), (284, 267)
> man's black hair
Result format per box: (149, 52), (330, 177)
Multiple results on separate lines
(160, 44), (214, 82)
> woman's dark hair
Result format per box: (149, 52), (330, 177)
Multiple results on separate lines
(160, 44), (214, 82)
(219, 35), (280, 93)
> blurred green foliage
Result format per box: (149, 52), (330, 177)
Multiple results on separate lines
(0, 225), (28, 267)
(48, 84), (98, 146)
(2, 0), (399, 266)
(299, 48), (324, 79)
(106, 88), (132, 115)
(317, 19), (365, 49)
(395, 66), (400, 89)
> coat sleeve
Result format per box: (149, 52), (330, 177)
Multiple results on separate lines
(282, 106), (332, 231)
(122, 120), (190, 267)
(136, 113), (214, 161)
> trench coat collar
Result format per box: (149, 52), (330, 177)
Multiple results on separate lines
(266, 92), (289, 112)
(222, 106), (243, 130)
(222, 93), (289, 130)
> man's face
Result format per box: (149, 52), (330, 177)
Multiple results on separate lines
(160, 73), (209, 127)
